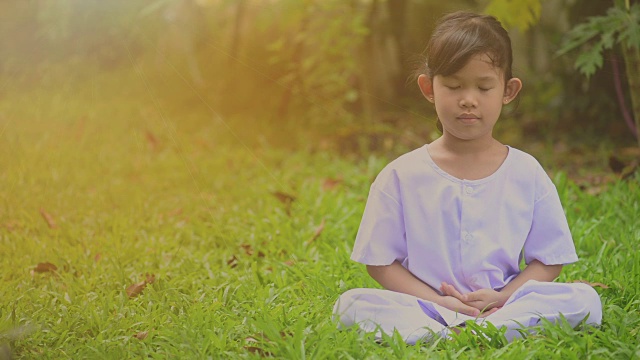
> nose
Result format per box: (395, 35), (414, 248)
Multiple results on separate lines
(459, 92), (477, 109)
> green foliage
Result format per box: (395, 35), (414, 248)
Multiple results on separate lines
(557, 3), (640, 78)
(1, 60), (640, 358)
(261, 0), (369, 122)
(483, 0), (542, 32)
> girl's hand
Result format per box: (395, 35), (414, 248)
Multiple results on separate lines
(440, 282), (506, 316)
(436, 296), (481, 317)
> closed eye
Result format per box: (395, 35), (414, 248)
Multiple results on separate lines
(479, 87), (493, 92)
(445, 86), (460, 90)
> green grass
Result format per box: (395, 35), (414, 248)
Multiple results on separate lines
(1, 61), (639, 359)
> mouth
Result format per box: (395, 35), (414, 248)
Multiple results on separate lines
(457, 114), (480, 124)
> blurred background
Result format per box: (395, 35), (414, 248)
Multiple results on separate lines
(0, 0), (638, 176)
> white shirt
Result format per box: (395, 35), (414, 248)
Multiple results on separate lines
(351, 145), (578, 294)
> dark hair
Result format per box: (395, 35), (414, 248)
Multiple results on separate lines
(419, 11), (513, 81)
(414, 11), (515, 132)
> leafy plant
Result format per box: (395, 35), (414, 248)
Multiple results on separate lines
(484, 0), (543, 32)
(557, 0), (640, 146)
(262, 0), (368, 124)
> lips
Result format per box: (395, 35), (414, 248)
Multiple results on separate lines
(457, 114), (480, 124)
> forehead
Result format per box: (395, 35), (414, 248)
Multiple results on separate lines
(439, 54), (503, 81)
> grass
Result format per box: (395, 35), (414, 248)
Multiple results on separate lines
(1, 60), (639, 359)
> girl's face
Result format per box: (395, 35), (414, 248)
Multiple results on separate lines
(418, 53), (521, 142)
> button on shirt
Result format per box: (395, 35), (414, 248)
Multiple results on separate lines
(351, 145), (578, 294)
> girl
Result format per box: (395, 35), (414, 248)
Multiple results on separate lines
(333, 11), (602, 344)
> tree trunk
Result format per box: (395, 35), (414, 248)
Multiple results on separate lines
(386, 0), (408, 98)
(229, 0), (246, 67)
(277, 14), (309, 120)
(359, 0), (380, 124)
(622, 43), (640, 146)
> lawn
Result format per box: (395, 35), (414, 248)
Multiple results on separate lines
(1, 62), (639, 359)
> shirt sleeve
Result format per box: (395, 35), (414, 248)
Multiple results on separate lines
(523, 167), (578, 265)
(350, 168), (407, 266)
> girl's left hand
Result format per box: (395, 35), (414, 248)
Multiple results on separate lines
(440, 282), (506, 316)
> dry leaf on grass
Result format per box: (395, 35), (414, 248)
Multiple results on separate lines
(227, 255), (239, 268)
(243, 332), (289, 357)
(241, 243), (254, 256)
(39, 208), (57, 229)
(126, 273), (157, 298)
(322, 177), (343, 191)
(271, 191), (296, 216)
(5, 220), (20, 232)
(572, 280), (610, 289)
(244, 336), (271, 356)
(33, 262), (58, 273)
(272, 191), (296, 205)
(283, 260), (295, 266)
(126, 281), (147, 298)
(306, 218), (326, 245)
(133, 331), (148, 340)
(240, 244), (265, 258)
(146, 130), (159, 150)
(144, 273), (156, 284)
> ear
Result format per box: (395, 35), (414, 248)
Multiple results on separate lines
(417, 74), (435, 103)
(503, 77), (522, 105)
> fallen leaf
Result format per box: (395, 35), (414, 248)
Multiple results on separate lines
(283, 260), (295, 266)
(306, 218), (326, 245)
(5, 220), (20, 232)
(146, 130), (159, 150)
(144, 273), (156, 284)
(33, 262), (57, 273)
(227, 255), (239, 268)
(39, 208), (57, 229)
(272, 191), (296, 205)
(322, 177), (343, 191)
(94, 253), (102, 262)
(272, 191), (296, 215)
(134, 331), (148, 340)
(126, 281), (147, 298)
(244, 336), (270, 356)
(572, 280), (610, 289)
(241, 244), (254, 256)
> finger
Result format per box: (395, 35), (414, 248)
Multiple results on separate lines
(444, 283), (466, 301)
(464, 290), (483, 302)
(478, 307), (499, 318)
(440, 297), (480, 317)
(463, 301), (485, 311)
(441, 283), (457, 298)
(445, 298), (480, 317)
(439, 282), (449, 295)
(460, 305), (480, 317)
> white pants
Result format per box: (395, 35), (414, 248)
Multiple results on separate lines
(333, 280), (602, 344)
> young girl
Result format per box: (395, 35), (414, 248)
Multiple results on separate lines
(333, 11), (602, 344)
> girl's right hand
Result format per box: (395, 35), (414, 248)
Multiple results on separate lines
(436, 296), (481, 317)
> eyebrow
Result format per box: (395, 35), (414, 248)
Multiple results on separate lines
(445, 75), (498, 82)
